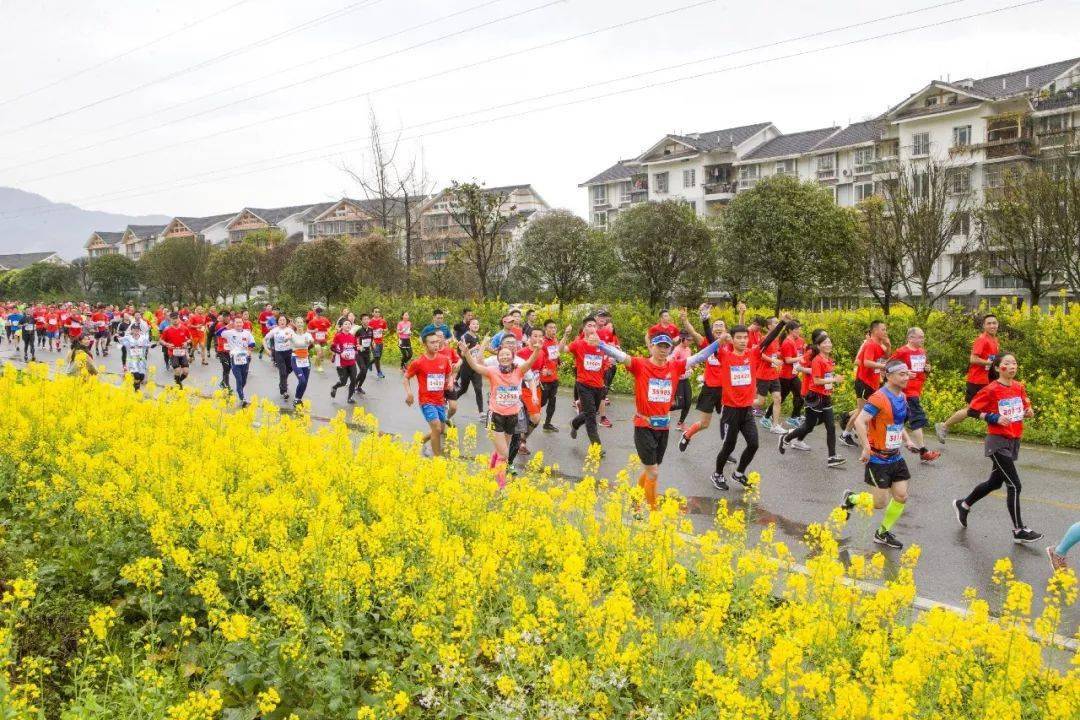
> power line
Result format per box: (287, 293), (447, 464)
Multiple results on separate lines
(0, 0), (568, 175)
(0, 0), (388, 136)
(0, 0), (254, 108)
(0, 0), (1048, 222)
(10, 0), (569, 185)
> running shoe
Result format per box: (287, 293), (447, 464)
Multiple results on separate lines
(240, 401), (250, 409)
(919, 449), (941, 463)
(355, 389), (366, 396)
(710, 472), (729, 491)
(873, 529), (903, 549)
(777, 434), (790, 455)
(826, 456), (846, 468)
(769, 424), (787, 435)
(952, 499), (969, 528)
(679, 434), (692, 452)
(542, 423), (559, 433)
(377, 372), (385, 379)
(760, 416), (772, 430)
(1047, 546), (1068, 572)
(347, 397), (355, 404)
(731, 471), (750, 488)
(839, 432), (858, 448)
(1013, 528), (1043, 544)
(518, 444), (530, 455)
(789, 440), (811, 452)
(599, 416), (613, 428)
(281, 393), (290, 400)
(934, 422), (948, 444)
(841, 489), (856, 520)
(785, 417), (801, 427)
(330, 386), (338, 399)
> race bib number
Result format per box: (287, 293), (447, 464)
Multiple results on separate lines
(647, 378), (672, 403)
(314, 331), (327, 343)
(294, 356), (310, 368)
(361, 338), (372, 348)
(583, 354), (603, 372)
(373, 329), (383, 339)
(909, 354), (926, 372)
(998, 396), (1024, 422)
(47, 319), (57, 326)
(824, 372), (835, 383)
(231, 351), (249, 366)
(342, 348), (356, 361)
(426, 374), (446, 392)
(546, 345), (559, 360)
(130, 348), (146, 360)
(494, 385), (520, 405)
(22, 323), (33, 331)
(730, 364), (752, 387)
(172, 348), (187, 357)
(885, 423), (904, 450)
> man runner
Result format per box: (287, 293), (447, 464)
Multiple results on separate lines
(936, 313), (1000, 443)
(888, 327), (941, 463)
(159, 312), (193, 388)
(840, 320), (891, 447)
(404, 330), (454, 457)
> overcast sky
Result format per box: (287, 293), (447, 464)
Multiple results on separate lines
(0, 0), (1077, 220)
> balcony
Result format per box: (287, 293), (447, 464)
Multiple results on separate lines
(591, 197), (611, 210)
(982, 137), (1035, 160)
(703, 181), (737, 201)
(1037, 127), (1079, 150)
(816, 168), (836, 181)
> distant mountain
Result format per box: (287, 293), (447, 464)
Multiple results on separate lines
(0, 187), (170, 260)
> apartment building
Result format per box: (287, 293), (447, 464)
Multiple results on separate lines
(85, 231), (125, 258)
(0, 251), (67, 271)
(306, 197), (404, 242)
(160, 213), (237, 245)
(418, 184), (549, 265)
(582, 55), (1080, 307)
(578, 160), (647, 229)
(225, 203), (335, 245)
(121, 224), (165, 261)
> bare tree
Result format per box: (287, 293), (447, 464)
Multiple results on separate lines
(395, 149), (437, 293)
(882, 159), (975, 319)
(856, 195), (906, 314)
(444, 181), (518, 299)
(978, 164), (1067, 307)
(1047, 153), (1080, 299)
(342, 107), (402, 235)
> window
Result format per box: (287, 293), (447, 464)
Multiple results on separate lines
(687, 200), (697, 214)
(952, 211), (971, 236)
(952, 125), (971, 148)
(925, 95), (940, 107)
(738, 165), (759, 181)
(1039, 114), (1069, 134)
(912, 172), (930, 198)
(948, 168), (970, 195)
(618, 181), (633, 203)
(912, 132), (930, 156)
(854, 182), (874, 202)
(951, 252), (975, 276)
(816, 153), (836, 179)
(591, 185), (607, 205)
(775, 159), (796, 176)
(654, 172), (669, 193)
(985, 274), (1024, 289)
(683, 169), (696, 188)
(853, 148), (873, 174)
(592, 212), (607, 227)
(983, 165), (1005, 189)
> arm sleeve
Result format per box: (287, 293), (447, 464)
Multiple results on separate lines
(687, 340), (720, 367)
(597, 341), (629, 364)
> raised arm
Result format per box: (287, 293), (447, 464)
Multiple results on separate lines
(557, 324), (574, 354)
(458, 337), (488, 374)
(519, 344), (543, 374)
(681, 309), (704, 345)
(597, 340), (632, 368)
(687, 339), (721, 367)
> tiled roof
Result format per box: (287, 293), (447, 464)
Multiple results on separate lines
(812, 118), (884, 151)
(245, 203), (328, 226)
(125, 224), (165, 239)
(580, 160), (638, 186)
(959, 57), (1079, 99)
(92, 231), (125, 245)
(0, 251), (61, 270)
(175, 213), (237, 233)
(740, 126), (840, 161)
(671, 122), (773, 152)
(485, 184), (534, 195)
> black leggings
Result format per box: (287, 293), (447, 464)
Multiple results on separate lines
(541, 380), (559, 425)
(22, 331), (35, 357)
(673, 378), (692, 423)
(780, 377), (803, 417)
(786, 392), (836, 455)
(456, 363), (485, 413)
(571, 382), (604, 446)
(963, 450), (1024, 529)
(217, 351), (232, 388)
(716, 406), (759, 473)
(333, 364), (360, 398)
(399, 343), (413, 370)
(273, 350), (293, 394)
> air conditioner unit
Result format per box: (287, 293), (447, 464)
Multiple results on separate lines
(843, 169), (851, 177)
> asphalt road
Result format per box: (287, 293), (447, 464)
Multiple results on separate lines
(6, 339), (1077, 633)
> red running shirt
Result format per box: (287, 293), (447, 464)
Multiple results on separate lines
(889, 345), (928, 398)
(715, 347), (756, 408)
(855, 340), (887, 389)
(568, 337), (606, 389)
(406, 354), (453, 406)
(967, 333), (1000, 385)
(780, 336), (805, 380)
(969, 380), (1029, 439)
(810, 354), (837, 396)
(629, 356), (686, 428)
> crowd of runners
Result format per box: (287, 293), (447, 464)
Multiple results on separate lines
(1, 299), (1077, 570)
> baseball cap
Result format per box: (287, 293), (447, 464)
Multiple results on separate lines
(650, 334), (674, 346)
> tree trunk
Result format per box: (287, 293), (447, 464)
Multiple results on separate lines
(1028, 283), (1041, 310)
(774, 285), (783, 316)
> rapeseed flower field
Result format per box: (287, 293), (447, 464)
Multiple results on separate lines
(0, 364), (1076, 718)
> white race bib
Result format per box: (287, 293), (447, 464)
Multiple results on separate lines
(998, 396), (1024, 422)
(231, 351), (249, 366)
(426, 374), (445, 392)
(647, 378), (672, 403)
(494, 385), (520, 405)
(373, 329), (383, 339)
(730, 364), (751, 387)
(314, 331), (327, 343)
(361, 338), (372, 348)
(546, 345), (559, 360)
(909, 354), (926, 372)
(885, 423), (904, 450)
(342, 347), (356, 360)
(172, 348), (187, 357)
(583, 354), (603, 372)
(294, 356), (310, 368)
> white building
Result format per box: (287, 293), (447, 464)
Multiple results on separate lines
(0, 251), (68, 270)
(160, 213), (237, 245)
(225, 203), (335, 245)
(85, 231), (125, 259)
(121, 224), (166, 261)
(732, 126), (840, 194)
(578, 160), (647, 229)
(418, 184), (549, 265)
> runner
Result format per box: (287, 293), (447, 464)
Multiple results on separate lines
(330, 320), (361, 403)
(33, 305), (47, 351)
(539, 320), (568, 432)
(888, 327), (941, 463)
(3, 307), (17, 343)
(936, 313), (1000, 443)
(567, 316), (608, 453)
(778, 329), (846, 468)
(840, 360), (922, 549)
(704, 319), (789, 490)
(457, 335), (542, 488)
(159, 312), (193, 388)
(420, 309), (452, 341)
(595, 309), (618, 428)
(840, 320), (891, 448)
(369, 307), (388, 379)
(952, 353), (1042, 544)
(508, 328), (549, 461)
(307, 307), (332, 373)
(335, 307), (351, 329)
(596, 330), (720, 508)
(289, 318), (316, 407)
(1047, 522), (1080, 571)
(120, 321), (152, 392)
(779, 321), (806, 427)
(187, 307), (209, 366)
(645, 309), (680, 343)
(677, 307), (732, 451)
(397, 312), (413, 370)
(669, 334), (693, 431)
(90, 305), (110, 357)
(455, 317), (485, 415)
(353, 313), (374, 397)
(452, 308), (474, 341)
(434, 330), (461, 424)
(522, 309), (538, 338)
(403, 330), (454, 457)
(753, 316), (787, 434)
(213, 315), (233, 392)
(258, 304), (275, 358)
(17, 309), (36, 361)
(219, 317), (256, 408)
